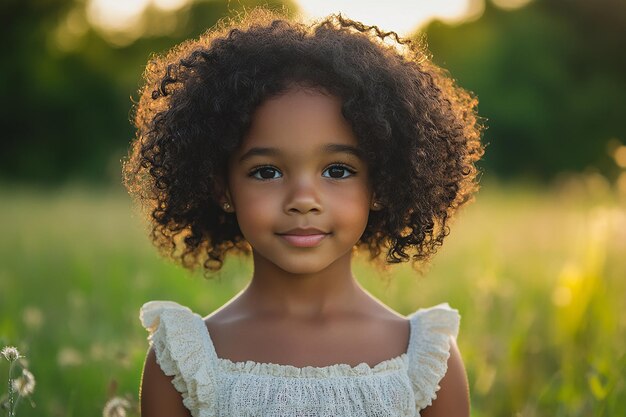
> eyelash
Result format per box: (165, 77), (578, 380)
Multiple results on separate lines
(248, 163), (357, 181)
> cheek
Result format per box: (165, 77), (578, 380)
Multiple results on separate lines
(329, 184), (371, 230)
(231, 184), (279, 235)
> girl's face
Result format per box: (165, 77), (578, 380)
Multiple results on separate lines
(225, 86), (374, 275)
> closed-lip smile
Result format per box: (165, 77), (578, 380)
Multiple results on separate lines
(276, 227), (329, 247)
(277, 227), (328, 236)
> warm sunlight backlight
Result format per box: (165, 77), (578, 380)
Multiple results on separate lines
(614, 146), (626, 168)
(86, 0), (189, 32)
(295, 0), (477, 36)
(85, 0), (493, 45)
(153, 0), (190, 12)
(491, 0), (534, 11)
(87, 0), (150, 32)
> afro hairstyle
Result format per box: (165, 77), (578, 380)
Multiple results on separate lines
(122, 8), (485, 275)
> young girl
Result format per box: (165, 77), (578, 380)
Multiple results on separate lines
(124, 8), (484, 417)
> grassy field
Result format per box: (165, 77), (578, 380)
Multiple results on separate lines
(0, 176), (624, 416)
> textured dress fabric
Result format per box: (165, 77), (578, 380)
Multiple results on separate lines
(139, 300), (460, 417)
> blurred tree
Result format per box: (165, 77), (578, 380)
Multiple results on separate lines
(0, 0), (294, 184)
(424, 0), (626, 181)
(1, 0), (624, 183)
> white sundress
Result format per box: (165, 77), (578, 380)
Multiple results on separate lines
(139, 300), (460, 417)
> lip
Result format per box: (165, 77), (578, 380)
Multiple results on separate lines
(278, 227), (328, 235)
(278, 233), (329, 247)
(276, 227), (330, 248)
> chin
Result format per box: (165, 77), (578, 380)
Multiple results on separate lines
(273, 258), (337, 276)
(250, 241), (355, 276)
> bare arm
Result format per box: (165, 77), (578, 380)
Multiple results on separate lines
(140, 347), (192, 417)
(420, 336), (470, 417)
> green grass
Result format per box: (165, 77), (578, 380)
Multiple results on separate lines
(1, 177), (625, 416)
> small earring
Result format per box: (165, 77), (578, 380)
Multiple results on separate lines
(371, 201), (382, 210)
(222, 202), (231, 211)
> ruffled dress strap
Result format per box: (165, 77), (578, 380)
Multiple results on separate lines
(406, 302), (460, 411)
(139, 300), (218, 417)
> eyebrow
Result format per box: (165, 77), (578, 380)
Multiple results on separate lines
(238, 143), (365, 163)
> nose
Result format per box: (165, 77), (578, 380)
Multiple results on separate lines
(284, 177), (323, 215)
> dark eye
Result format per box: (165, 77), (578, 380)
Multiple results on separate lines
(250, 166), (282, 180)
(322, 165), (355, 179)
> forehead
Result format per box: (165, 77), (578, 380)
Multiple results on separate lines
(236, 87), (359, 156)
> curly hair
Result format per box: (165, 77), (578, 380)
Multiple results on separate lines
(122, 7), (485, 275)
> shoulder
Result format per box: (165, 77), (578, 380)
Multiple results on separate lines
(406, 303), (467, 414)
(419, 336), (470, 417)
(140, 347), (192, 417)
(138, 300), (217, 416)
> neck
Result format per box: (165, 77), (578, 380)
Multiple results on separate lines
(239, 249), (365, 319)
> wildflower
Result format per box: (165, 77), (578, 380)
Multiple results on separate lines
(11, 368), (36, 397)
(102, 396), (131, 417)
(1, 346), (21, 362)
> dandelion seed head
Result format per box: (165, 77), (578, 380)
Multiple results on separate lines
(11, 368), (36, 396)
(102, 396), (131, 417)
(1, 346), (21, 362)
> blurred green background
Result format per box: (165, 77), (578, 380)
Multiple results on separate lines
(1, 0), (625, 416)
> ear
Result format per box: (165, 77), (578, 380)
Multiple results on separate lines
(212, 176), (235, 213)
(370, 193), (383, 211)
